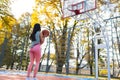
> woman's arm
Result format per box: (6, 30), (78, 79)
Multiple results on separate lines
(40, 32), (45, 45)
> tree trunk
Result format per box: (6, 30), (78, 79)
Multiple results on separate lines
(91, 39), (95, 75)
(56, 59), (64, 73)
(19, 38), (25, 70)
(0, 38), (8, 67)
(114, 23), (120, 56)
(76, 43), (80, 74)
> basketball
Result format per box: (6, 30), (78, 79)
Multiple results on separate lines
(42, 30), (49, 37)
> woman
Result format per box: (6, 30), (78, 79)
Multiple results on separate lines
(26, 23), (45, 80)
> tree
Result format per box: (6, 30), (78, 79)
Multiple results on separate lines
(32, 0), (79, 74)
(0, 0), (17, 68)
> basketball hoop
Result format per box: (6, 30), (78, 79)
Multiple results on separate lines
(67, 1), (84, 15)
(61, 0), (97, 19)
(68, 9), (81, 15)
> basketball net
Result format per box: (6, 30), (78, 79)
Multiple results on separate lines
(73, 13), (88, 21)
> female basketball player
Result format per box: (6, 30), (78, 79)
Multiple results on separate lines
(26, 23), (49, 80)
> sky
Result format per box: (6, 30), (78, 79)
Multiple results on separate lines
(10, 0), (55, 55)
(10, 0), (35, 19)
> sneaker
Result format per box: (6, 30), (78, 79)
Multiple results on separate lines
(32, 78), (38, 80)
(26, 77), (31, 80)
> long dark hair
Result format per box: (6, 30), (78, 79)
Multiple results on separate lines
(30, 23), (41, 41)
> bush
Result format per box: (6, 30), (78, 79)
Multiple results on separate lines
(99, 69), (108, 76)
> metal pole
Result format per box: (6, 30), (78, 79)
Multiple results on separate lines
(86, 11), (111, 80)
(106, 0), (111, 78)
(101, 25), (111, 80)
(95, 36), (98, 80)
(105, 33), (111, 80)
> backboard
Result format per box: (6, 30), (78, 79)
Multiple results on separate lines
(61, 0), (96, 18)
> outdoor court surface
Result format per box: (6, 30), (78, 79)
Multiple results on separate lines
(0, 74), (75, 80)
(0, 74), (94, 80)
(0, 70), (94, 80)
(0, 70), (119, 80)
(0, 73), (120, 80)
